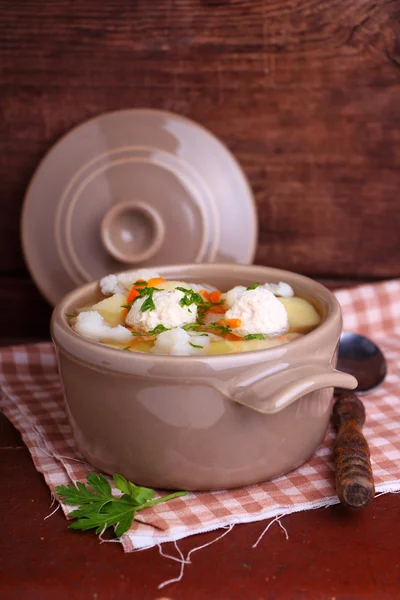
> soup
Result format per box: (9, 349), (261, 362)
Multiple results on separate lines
(68, 269), (321, 355)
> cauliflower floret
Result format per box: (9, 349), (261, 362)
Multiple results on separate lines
(117, 269), (161, 291)
(100, 269), (161, 296)
(126, 289), (197, 332)
(262, 282), (294, 297)
(222, 286), (247, 309)
(151, 328), (211, 355)
(225, 288), (289, 337)
(73, 311), (132, 343)
(99, 274), (124, 296)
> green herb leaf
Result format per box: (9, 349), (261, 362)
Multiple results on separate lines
(244, 334), (264, 340)
(86, 473), (113, 497)
(189, 342), (203, 349)
(133, 280), (147, 286)
(147, 324), (170, 336)
(182, 323), (201, 331)
(131, 331), (144, 336)
(140, 295), (156, 312)
(207, 323), (232, 335)
(65, 313), (77, 318)
(196, 306), (211, 325)
(113, 474), (140, 498)
(113, 474), (156, 505)
(123, 346), (131, 351)
(138, 287), (162, 312)
(56, 481), (100, 505)
(56, 473), (187, 539)
(122, 286), (162, 312)
(177, 287), (206, 308)
(246, 283), (260, 290)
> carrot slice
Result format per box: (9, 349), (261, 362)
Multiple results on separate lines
(147, 277), (166, 287)
(227, 318), (242, 329)
(127, 287), (140, 305)
(225, 333), (243, 341)
(208, 305), (226, 314)
(209, 290), (222, 303)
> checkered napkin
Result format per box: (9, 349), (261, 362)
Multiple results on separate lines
(1, 280), (399, 551)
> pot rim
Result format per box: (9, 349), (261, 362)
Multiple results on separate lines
(51, 263), (342, 364)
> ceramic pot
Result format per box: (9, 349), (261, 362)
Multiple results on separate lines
(51, 264), (357, 490)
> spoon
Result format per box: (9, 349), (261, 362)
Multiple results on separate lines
(333, 333), (387, 509)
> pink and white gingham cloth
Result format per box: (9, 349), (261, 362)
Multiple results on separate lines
(1, 280), (399, 551)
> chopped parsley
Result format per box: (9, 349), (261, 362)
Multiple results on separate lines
(244, 334), (264, 340)
(176, 287), (212, 325)
(140, 294), (156, 312)
(246, 283), (260, 290)
(147, 324), (169, 336)
(65, 313), (77, 318)
(189, 342), (203, 349)
(182, 323), (201, 331)
(207, 323), (232, 335)
(133, 280), (147, 286)
(131, 324), (169, 337)
(177, 287), (205, 307)
(196, 304), (211, 325)
(122, 286), (163, 312)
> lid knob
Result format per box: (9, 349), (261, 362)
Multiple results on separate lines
(100, 201), (165, 264)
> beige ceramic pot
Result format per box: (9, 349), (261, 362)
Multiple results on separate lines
(51, 264), (357, 491)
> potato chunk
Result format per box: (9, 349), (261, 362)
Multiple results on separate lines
(278, 297), (321, 333)
(91, 293), (128, 327)
(207, 339), (239, 354)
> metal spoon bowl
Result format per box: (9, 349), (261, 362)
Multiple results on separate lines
(337, 332), (387, 393)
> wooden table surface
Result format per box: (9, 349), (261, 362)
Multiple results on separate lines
(1, 343), (399, 600)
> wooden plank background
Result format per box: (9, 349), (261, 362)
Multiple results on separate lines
(1, 0), (400, 338)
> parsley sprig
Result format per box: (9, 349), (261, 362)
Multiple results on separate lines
(56, 473), (187, 538)
(244, 333), (265, 340)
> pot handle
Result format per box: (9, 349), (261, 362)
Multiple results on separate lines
(231, 364), (357, 415)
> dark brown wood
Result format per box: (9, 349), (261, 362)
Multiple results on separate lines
(333, 394), (375, 509)
(1, 0), (400, 337)
(1, 410), (399, 600)
(0, 277), (53, 339)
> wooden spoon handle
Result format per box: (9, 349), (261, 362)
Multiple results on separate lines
(333, 394), (375, 509)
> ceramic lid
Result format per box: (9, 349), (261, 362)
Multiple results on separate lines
(21, 109), (257, 305)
